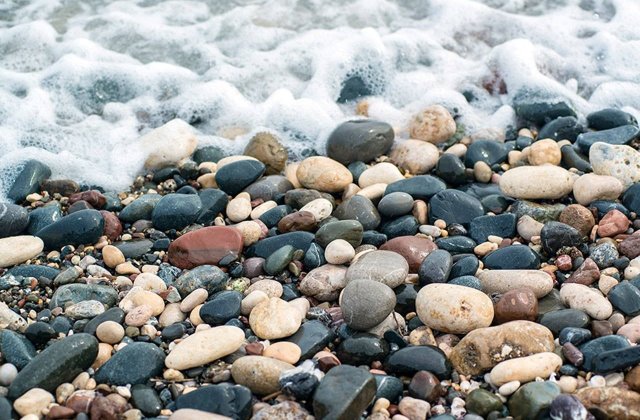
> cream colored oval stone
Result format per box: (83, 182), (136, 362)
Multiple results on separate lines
(241, 290), (269, 316)
(263, 342), (302, 364)
(159, 303), (187, 327)
(296, 157), (353, 193)
(245, 279), (283, 298)
(189, 304), (203, 326)
(249, 297), (302, 340)
(560, 283), (613, 320)
(119, 286), (165, 316)
(233, 220), (262, 246)
(325, 239), (355, 265)
(0, 235), (44, 268)
(92, 343), (113, 370)
(231, 355), (294, 395)
(500, 165), (575, 199)
(528, 139), (561, 166)
(358, 162), (403, 188)
(299, 198), (333, 222)
(13, 388), (54, 417)
(288, 297), (310, 319)
(226, 197), (252, 223)
(390, 139), (439, 174)
(102, 245), (125, 269)
(517, 215), (544, 242)
(133, 272), (167, 293)
(489, 352), (562, 386)
(416, 283), (494, 334)
(0, 302), (27, 332)
(409, 105), (456, 144)
(96, 321), (125, 344)
(165, 326), (245, 370)
(251, 201), (277, 219)
(356, 183), (387, 201)
(478, 270), (553, 298)
(573, 173), (624, 206)
(180, 288), (208, 313)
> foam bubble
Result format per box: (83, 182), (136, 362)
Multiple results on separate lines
(2, 0), (640, 200)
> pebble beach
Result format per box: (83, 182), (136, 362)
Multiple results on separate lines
(2, 104), (640, 420)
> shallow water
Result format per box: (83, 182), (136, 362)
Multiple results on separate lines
(1, 0), (639, 198)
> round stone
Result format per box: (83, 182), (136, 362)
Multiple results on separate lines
(378, 192), (414, 218)
(232, 356), (295, 395)
(390, 140), (439, 175)
(243, 132), (288, 175)
(296, 157), (353, 193)
(165, 326), (245, 370)
(493, 288), (538, 324)
(340, 279), (396, 331)
(249, 298), (302, 339)
(358, 162), (404, 188)
(573, 174), (623, 206)
(409, 105), (456, 144)
(528, 139), (561, 166)
(96, 321), (125, 344)
(346, 250), (409, 288)
(299, 264), (347, 301)
(263, 342), (302, 365)
(590, 142), (640, 189)
(326, 120), (394, 165)
(102, 245), (125, 269)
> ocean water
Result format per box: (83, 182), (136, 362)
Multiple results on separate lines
(1, 0), (639, 198)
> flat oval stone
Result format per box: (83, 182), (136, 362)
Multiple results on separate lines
(478, 269), (553, 298)
(336, 333), (389, 365)
(131, 384), (162, 417)
(500, 166), (575, 200)
(417, 283), (493, 334)
(538, 116), (584, 142)
(113, 239), (153, 259)
(195, 189), (228, 225)
(49, 284), (118, 309)
(231, 355), (294, 395)
(296, 157), (353, 193)
(435, 153), (467, 185)
(299, 264), (347, 301)
(7, 160), (51, 203)
(152, 194), (202, 231)
(590, 142), (640, 189)
(277, 211), (316, 233)
(418, 249), (452, 286)
(469, 213), (517, 244)
(0, 330), (36, 369)
(8, 264), (59, 280)
(483, 245), (541, 270)
(539, 309), (590, 336)
(174, 265), (228, 297)
(380, 236), (437, 272)
(380, 215), (419, 239)
(576, 124), (639, 154)
(168, 226), (243, 269)
(36, 209), (104, 250)
(216, 159), (266, 196)
(244, 175), (293, 201)
(608, 282), (640, 316)
(94, 342), (165, 386)
(385, 175), (446, 201)
(464, 140), (508, 168)
(260, 204), (293, 228)
(26, 203), (61, 235)
(429, 190), (484, 228)
(0, 235), (44, 268)
(312, 365), (377, 420)
(587, 108), (637, 130)
(175, 383), (252, 419)
(560, 283), (612, 320)
(449, 320), (555, 375)
(347, 250), (409, 288)
(435, 236), (476, 254)
(384, 345), (452, 379)
(118, 194), (162, 223)
(315, 220), (363, 248)
(8, 333), (98, 398)
(490, 352), (562, 386)
(450, 255), (479, 278)
(494, 288), (538, 324)
(341, 279), (396, 331)
(378, 192), (414, 218)
(333, 195), (380, 231)
(165, 326), (245, 370)
(200, 291), (242, 325)
(326, 120), (394, 165)
(580, 335), (630, 371)
(247, 231), (314, 259)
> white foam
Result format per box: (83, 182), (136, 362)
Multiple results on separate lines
(2, 0), (640, 199)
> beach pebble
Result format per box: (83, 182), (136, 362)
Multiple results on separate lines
(263, 342), (302, 364)
(296, 157), (353, 192)
(516, 215), (544, 242)
(409, 105), (456, 144)
(102, 245), (125, 268)
(243, 132), (288, 175)
(390, 139), (440, 174)
(299, 198), (333, 222)
(168, 226), (243, 269)
(13, 388), (54, 417)
(0, 235), (44, 268)
(133, 272), (167, 293)
(226, 194), (252, 223)
(124, 305), (153, 327)
(590, 142), (640, 189)
(179, 288), (208, 313)
(398, 396), (431, 420)
(560, 283), (613, 320)
(231, 355), (294, 395)
(234, 221), (263, 246)
(325, 239), (355, 265)
(416, 283), (494, 334)
(140, 119), (197, 169)
(0, 364), (18, 386)
(500, 165), (575, 199)
(346, 250), (409, 288)
(165, 326), (245, 370)
(573, 174), (624, 205)
(478, 269), (554, 298)
(96, 321), (125, 344)
(119, 287), (164, 316)
(326, 120), (394, 165)
(340, 279), (396, 330)
(358, 162), (403, 188)
(299, 264), (347, 301)
(597, 209), (630, 237)
(249, 298), (302, 339)
(528, 139), (561, 166)
(493, 288), (538, 324)
(490, 352), (562, 386)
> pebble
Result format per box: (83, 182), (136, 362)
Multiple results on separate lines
(528, 138), (562, 166)
(165, 326), (245, 370)
(560, 283), (613, 320)
(326, 120), (394, 165)
(296, 156), (353, 192)
(0, 235), (44, 268)
(152, 193), (203, 231)
(94, 342), (165, 386)
(36, 209), (105, 249)
(477, 269), (553, 298)
(140, 119), (197, 168)
(119, 286), (165, 316)
(384, 345), (452, 379)
(226, 194), (252, 222)
(102, 244), (125, 268)
(449, 321), (554, 376)
(0, 203), (29, 238)
(429, 189), (484, 228)
(231, 355), (294, 395)
(573, 173), (624, 206)
(0, 364), (18, 386)
(598, 209), (630, 237)
(390, 140), (440, 174)
(96, 321), (125, 344)
(508, 381), (561, 420)
(299, 198), (333, 222)
(13, 387), (54, 417)
(249, 297), (302, 339)
(168, 226), (243, 269)
(465, 140), (508, 168)
(590, 142), (640, 189)
(340, 279), (396, 330)
(576, 386), (640, 419)
(398, 396), (431, 420)
(299, 264), (347, 301)
(416, 283), (494, 334)
(493, 288), (538, 324)
(263, 342), (302, 364)
(500, 165), (575, 199)
(359, 162), (404, 188)
(380, 236), (437, 272)
(409, 105), (456, 144)
(333, 195), (381, 230)
(347, 250), (409, 288)
(489, 352), (562, 386)
(313, 365), (376, 420)
(517, 215), (544, 242)
(385, 175), (446, 201)
(243, 132), (288, 174)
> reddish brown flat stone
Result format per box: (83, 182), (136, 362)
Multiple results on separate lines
(565, 257), (600, 285)
(597, 209), (630, 237)
(621, 233), (640, 259)
(379, 236), (437, 272)
(69, 190), (106, 208)
(493, 288), (538, 324)
(168, 226), (243, 269)
(100, 211), (122, 242)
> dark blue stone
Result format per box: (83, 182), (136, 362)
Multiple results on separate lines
(0, 330), (36, 369)
(449, 255), (479, 278)
(348, 161), (368, 183)
(380, 215), (419, 239)
(538, 116), (584, 142)
(459, 183), (502, 199)
(333, 195), (381, 230)
(561, 145), (592, 173)
(283, 320), (334, 359)
(259, 204), (292, 228)
(152, 194), (202, 231)
(246, 231), (315, 259)
(483, 245), (540, 269)
(435, 236), (476, 254)
(312, 365), (377, 420)
(362, 230), (387, 247)
(429, 189), (484, 228)
(592, 345), (640, 374)
(469, 213), (517, 243)
(36, 209), (104, 249)
(590, 200), (629, 219)
(540, 221), (583, 256)
(464, 140), (508, 168)
(113, 239), (153, 259)
(623, 183), (640, 215)
(539, 309), (589, 336)
(215, 159), (265, 196)
(0, 203), (29, 238)
(131, 384), (162, 417)
(607, 281), (640, 316)
(193, 145), (226, 164)
(394, 284), (418, 313)
(7, 264), (60, 280)
(559, 327), (591, 346)
(336, 333), (389, 365)
(448, 275), (482, 290)
(384, 345), (452, 379)
(418, 249), (452, 286)
(8, 160), (51, 203)
(374, 374), (403, 403)
(480, 194), (514, 214)
(587, 108), (637, 130)
(118, 194), (162, 223)
(94, 342), (165, 386)
(175, 383), (252, 420)
(580, 335), (630, 371)
(200, 291), (242, 325)
(513, 90), (576, 125)
(83, 307), (125, 335)
(575, 124), (639, 154)
(378, 192), (414, 218)
(384, 175), (446, 201)
(195, 188), (228, 225)
(435, 154), (467, 185)
(27, 203), (62, 235)
(303, 242), (325, 270)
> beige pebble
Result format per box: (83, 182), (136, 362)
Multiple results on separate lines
(296, 156), (353, 193)
(116, 261), (140, 275)
(358, 162), (403, 188)
(489, 352), (562, 386)
(474, 241), (498, 257)
(233, 220), (262, 246)
(263, 342), (302, 364)
(241, 290), (270, 316)
(325, 239), (355, 265)
(478, 269), (554, 298)
(409, 104), (456, 144)
(398, 396), (431, 420)
(180, 288), (208, 313)
(231, 356), (294, 395)
(124, 304), (154, 327)
(557, 375), (578, 393)
(165, 326), (245, 370)
(226, 196), (252, 223)
(133, 272), (167, 293)
(342, 183), (360, 200)
(159, 303), (186, 328)
(474, 161), (492, 183)
(197, 173), (217, 188)
(245, 279), (283, 298)
(357, 183), (387, 201)
(517, 215), (544, 242)
(251, 201), (277, 219)
(91, 343), (113, 370)
(141, 119), (197, 168)
(190, 304), (204, 326)
(573, 173), (624, 206)
(284, 163), (302, 189)
(500, 165), (575, 199)
(390, 139), (439, 175)
(96, 321), (125, 344)
(119, 286), (165, 316)
(299, 198), (333, 222)
(498, 380), (521, 396)
(560, 283), (613, 320)
(13, 388), (53, 417)
(528, 139), (561, 166)
(249, 298), (302, 339)
(444, 143), (467, 157)
(288, 297), (310, 320)
(102, 245), (125, 269)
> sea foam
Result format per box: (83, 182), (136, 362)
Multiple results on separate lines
(1, 0), (639, 199)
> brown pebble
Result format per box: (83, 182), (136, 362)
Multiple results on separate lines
(317, 356), (340, 372)
(592, 320), (613, 337)
(277, 211), (317, 233)
(566, 258), (600, 285)
(559, 204), (596, 237)
(562, 342), (584, 366)
(598, 209), (631, 238)
(626, 366), (640, 392)
(408, 370), (443, 402)
(493, 288), (538, 324)
(47, 405), (77, 420)
(555, 254), (573, 271)
(620, 233), (640, 259)
(244, 342), (264, 356)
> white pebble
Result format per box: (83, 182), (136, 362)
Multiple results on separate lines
(0, 363), (18, 386)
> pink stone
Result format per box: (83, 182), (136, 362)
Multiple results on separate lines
(380, 236), (437, 272)
(168, 226), (243, 269)
(597, 209), (630, 238)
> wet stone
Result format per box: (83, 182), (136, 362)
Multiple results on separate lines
(8, 160), (51, 203)
(418, 249), (452, 286)
(429, 189), (484, 228)
(118, 194), (162, 223)
(94, 342), (165, 386)
(284, 320), (334, 360)
(483, 245), (540, 270)
(195, 188), (229, 225)
(449, 255), (479, 278)
(375, 374), (404, 403)
(336, 333), (389, 365)
(260, 204), (293, 228)
(507, 381), (561, 420)
(464, 140), (508, 168)
(152, 193), (202, 231)
(384, 175), (446, 201)
(384, 345), (452, 379)
(380, 215), (419, 239)
(539, 309), (589, 336)
(175, 383), (252, 420)
(333, 195), (381, 230)
(435, 236), (476, 254)
(378, 192), (414, 218)
(538, 116), (584, 142)
(559, 327), (591, 346)
(27, 203), (62, 235)
(435, 153), (467, 185)
(199, 291), (242, 325)
(608, 282), (640, 316)
(312, 365), (377, 420)
(216, 159), (266, 196)
(0, 330), (36, 369)
(575, 124), (639, 154)
(469, 213), (517, 244)
(587, 108), (637, 130)
(580, 335), (630, 371)
(326, 120), (395, 165)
